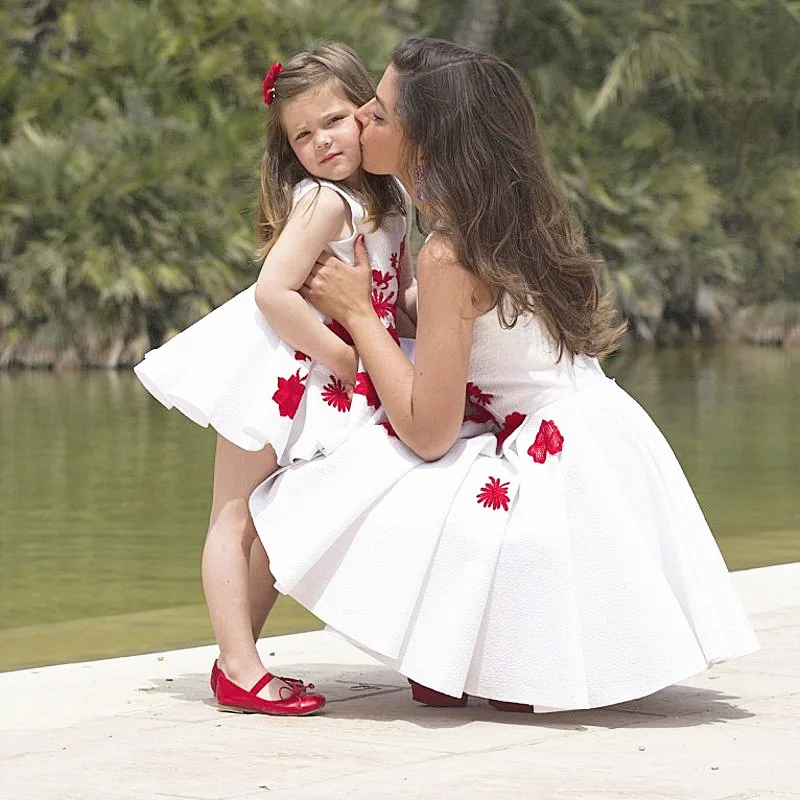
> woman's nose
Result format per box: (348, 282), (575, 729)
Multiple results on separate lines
(355, 102), (370, 127)
(315, 132), (331, 149)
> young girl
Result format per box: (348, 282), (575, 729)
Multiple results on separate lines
(134, 43), (415, 716)
(248, 37), (759, 713)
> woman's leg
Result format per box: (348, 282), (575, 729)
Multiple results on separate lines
(201, 435), (285, 699)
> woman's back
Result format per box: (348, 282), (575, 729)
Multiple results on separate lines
(464, 309), (606, 425)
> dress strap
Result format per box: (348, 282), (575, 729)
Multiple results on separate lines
(292, 178), (364, 228)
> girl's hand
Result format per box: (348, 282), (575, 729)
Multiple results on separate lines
(302, 235), (374, 327)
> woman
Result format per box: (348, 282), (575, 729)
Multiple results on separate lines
(247, 37), (758, 713)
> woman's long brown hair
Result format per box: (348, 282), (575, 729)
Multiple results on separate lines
(392, 37), (625, 358)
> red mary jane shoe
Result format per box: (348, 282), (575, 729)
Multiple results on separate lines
(210, 660), (307, 694)
(215, 670), (326, 716)
(408, 679), (468, 708)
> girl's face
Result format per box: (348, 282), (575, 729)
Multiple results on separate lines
(282, 86), (362, 184)
(356, 65), (406, 179)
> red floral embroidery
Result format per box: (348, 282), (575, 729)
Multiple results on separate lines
(464, 382), (496, 424)
(294, 350), (310, 362)
(467, 382), (493, 406)
(326, 319), (354, 346)
(380, 419), (398, 438)
(390, 251), (399, 270)
(272, 370), (306, 419)
(528, 419), (564, 464)
(371, 289), (396, 319)
(372, 269), (391, 289)
(321, 376), (352, 412)
(386, 323), (400, 344)
(496, 411), (526, 449)
(353, 372), (380, 408)
(476, 477), (511, 511)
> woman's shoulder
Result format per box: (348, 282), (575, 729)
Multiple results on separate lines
(419, 232), (459, 265)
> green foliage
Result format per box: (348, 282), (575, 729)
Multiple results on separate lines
(2, 0), (799, 364)
(0, 0), (403, 367)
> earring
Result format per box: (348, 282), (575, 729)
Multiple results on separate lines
(414, 162), (426, 202)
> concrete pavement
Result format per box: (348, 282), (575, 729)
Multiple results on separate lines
(1, 563), (799, 800)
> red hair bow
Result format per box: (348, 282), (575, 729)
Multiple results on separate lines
(528, 419), (564, 464)
(262, 62), (283, 105)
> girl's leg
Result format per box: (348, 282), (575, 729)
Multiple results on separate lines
(248, 538), (278, 640)
(201, 435), (285, 699)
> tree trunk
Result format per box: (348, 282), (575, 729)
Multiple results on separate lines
(455, 0), (501, 52)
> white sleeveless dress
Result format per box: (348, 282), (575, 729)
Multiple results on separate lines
(249, 309), (759, 711)
(133, 179), (408, 464)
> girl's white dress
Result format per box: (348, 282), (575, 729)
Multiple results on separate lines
(134, 179), (408, 464)
(249, 308), (759, 712)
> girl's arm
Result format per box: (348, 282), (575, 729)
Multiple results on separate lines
(303, 235), (475, 461)
(255, 188), (358, 386)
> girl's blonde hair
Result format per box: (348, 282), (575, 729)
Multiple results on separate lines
(392, 38), (626, 358)
(257, 43), (405, 259)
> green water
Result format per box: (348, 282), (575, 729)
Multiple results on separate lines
(1, 345), (798, 671)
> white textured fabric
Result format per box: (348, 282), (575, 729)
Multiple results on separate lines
(250, 312), (759, 711)
(133, 179), (408, 463)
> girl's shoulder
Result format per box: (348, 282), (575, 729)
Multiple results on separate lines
(292, 178), (363, 222)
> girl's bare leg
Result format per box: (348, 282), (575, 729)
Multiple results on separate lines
(248, 538), (278, 640)
(201, 435), (286, 700)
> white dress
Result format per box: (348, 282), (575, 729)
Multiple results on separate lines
(249, 309), (759, 712)
(134, 179), (408, 464)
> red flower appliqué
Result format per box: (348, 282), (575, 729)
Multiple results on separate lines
(272, 370), (306, 419)
(476, 477), (511, 511)
(464, 382), (496, 424)
(386, 323), (400, 344)
(371, 289), (396, 319)
(390, 251), (399, 271)
(372, 269), (392, 290)
(321, 376), (351, 412)
(326, 319), (354, 346)
(528, 419), (564, 464)
(380, 419), (398, 438)
(294, 349), (310, 362)
(353, 372), (380, 408)
(496, 411), (526, 449)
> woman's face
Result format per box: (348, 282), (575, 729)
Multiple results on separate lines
(356, 65), (406, 179)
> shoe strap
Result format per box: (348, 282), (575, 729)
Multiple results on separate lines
(250, 672), (276, 695)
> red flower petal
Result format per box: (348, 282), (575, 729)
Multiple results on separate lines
(476, 477), (510, 511)
(353, 372), (380, 408)
(321, 376), (351, 412)
(371, 289), (397, 319)
(272, 369), (306, 419)
(496, 411), (526, 449)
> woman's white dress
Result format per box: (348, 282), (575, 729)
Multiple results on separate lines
(133, 179), (408, 464)
(249, 309), (759, 711)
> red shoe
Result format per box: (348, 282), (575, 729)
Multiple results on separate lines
(489, 699), (533, 713)
(210, 660), (307, 694)
(215, 670), (326, 716)
(409, 679), (468, 708)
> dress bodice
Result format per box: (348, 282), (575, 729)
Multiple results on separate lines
(465, 309), (606, 422)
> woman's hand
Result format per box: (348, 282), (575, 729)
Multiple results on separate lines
(301, 235), (374, 327)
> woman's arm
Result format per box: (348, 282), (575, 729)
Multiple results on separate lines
(255, 188), (358, 385)
(303, 235), (475, 461)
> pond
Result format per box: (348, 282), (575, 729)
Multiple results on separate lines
(1, 344), (798, 671)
